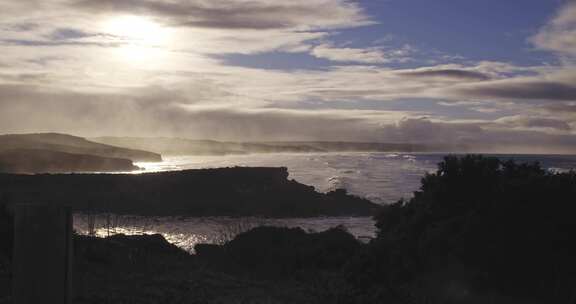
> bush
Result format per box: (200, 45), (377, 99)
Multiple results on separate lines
(373, 155), (576, 302)
(196, 226), (362, 278)
(0, 195), (12, 260)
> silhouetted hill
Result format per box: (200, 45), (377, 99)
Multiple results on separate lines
(91, 136), (457, 156)
(262, 141), (454, 152)
(0, 149), (138, 173)
(0, 167), (378, 217)
(91, 136), (324, 155)
(0, 133), (161, 162)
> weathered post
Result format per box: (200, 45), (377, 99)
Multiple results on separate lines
(13, 204), (73, 304)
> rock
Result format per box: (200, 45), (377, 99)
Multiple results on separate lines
(0, 167), (379, 217)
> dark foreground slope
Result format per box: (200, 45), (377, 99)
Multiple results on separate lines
(0, 133), (161, 162)
(2, 156), (575, 304)
(0, 149), (138, 173)
(72, 228), (361, 304)
(0, 167), (378, 217)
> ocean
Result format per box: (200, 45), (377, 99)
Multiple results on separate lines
(74, 152), (576, 252)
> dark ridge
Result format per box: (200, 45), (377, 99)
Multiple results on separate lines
(91, 136), (326, 155)
(0, 167), (378, 217)
(91, 136), (459, 156)
(0, 133), (161, 162)
(0, 149), (138, 173)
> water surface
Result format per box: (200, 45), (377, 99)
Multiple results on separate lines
(77, 152), (576, 252)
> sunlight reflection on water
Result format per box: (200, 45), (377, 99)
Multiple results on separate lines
(90, 152), (575, 252)
(133, 152), (442, 204)
(74, 214), (376, 253)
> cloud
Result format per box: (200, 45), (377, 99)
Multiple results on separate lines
(0, 0), (375, 57)
(398, 69), (491, 81)
(386, 117), (484, 144)
(496, 115), (572, 132)
(311, 44), (387, 64)
(72, 0), (373, 30)
(1, 82), (574, 153)
(1, 23), (40, 32)
(543, 102), (576, 112)
(0, 83), (399, 140)
(48, 28), (95, 41)
(0, 72), (50, 84)
(0, 0), (574, 153)
(524, 118), (572, 131)
(0, 38), (119, 47)
(531, 1), (576, 55)
(451, 79), (576, 101)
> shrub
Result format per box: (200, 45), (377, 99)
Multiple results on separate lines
(373, 155), (576, 302)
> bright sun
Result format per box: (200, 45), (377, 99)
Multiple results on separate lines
(102, 15), (172, 63)
(104, 15), (169, 45)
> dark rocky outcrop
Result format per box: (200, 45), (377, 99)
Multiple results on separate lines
(0, 149), (138, 173)
(0, 167), (378, 217)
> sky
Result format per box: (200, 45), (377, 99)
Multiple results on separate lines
(0, 0), (575, 153)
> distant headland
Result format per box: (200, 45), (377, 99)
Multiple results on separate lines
(0, 133), (161, 173)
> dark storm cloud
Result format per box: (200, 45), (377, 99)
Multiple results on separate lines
(543, 103), (576, 112)
(72, 0), (370, 30)
(48, 28), (92, 40)
(398, 69), (491, 81)
(524, 118), (572, 131)
(2, 23), (39, 32)
(454, 80), (576, 101)
(373, 118), (490, 151)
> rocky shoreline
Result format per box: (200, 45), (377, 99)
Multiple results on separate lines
(2, 156), (574, 303)
(0, 167), (379, 217)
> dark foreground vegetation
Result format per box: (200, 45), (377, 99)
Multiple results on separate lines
(1, 155), (575, 303)
(0, 167), (377, 217)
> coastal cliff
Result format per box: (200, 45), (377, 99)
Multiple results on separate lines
(0, 133), (161, 162)
(0, 167), (378, 217)
(0, 149), (139, 173)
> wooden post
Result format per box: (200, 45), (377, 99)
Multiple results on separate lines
(13, 204), (72, 304)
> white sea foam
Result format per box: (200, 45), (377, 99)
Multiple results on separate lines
(110, 152), (576, 251)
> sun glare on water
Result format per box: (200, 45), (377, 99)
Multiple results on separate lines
(102, 15), (172, 64)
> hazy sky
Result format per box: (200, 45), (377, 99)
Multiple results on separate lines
(0, 0), (575, 152)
